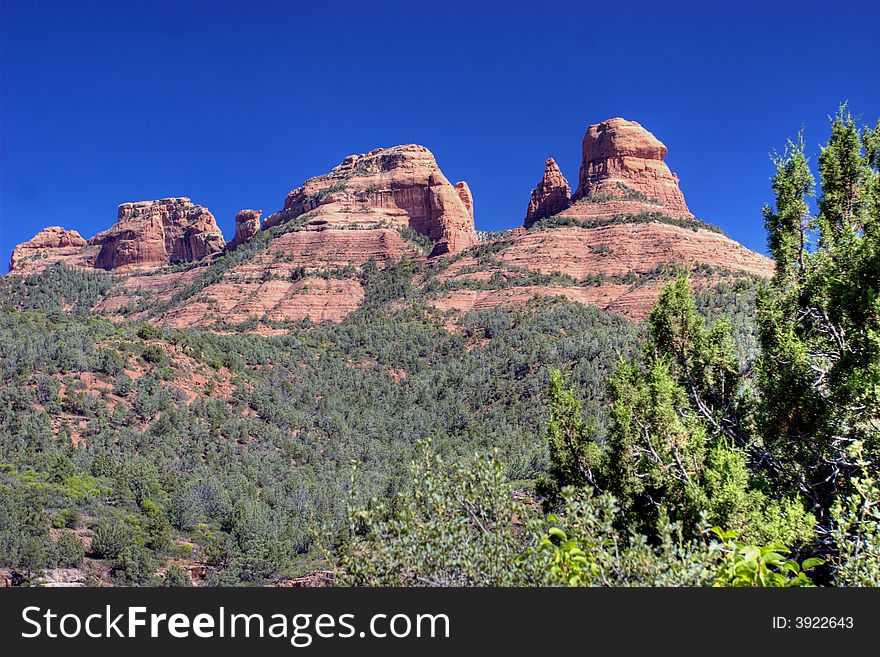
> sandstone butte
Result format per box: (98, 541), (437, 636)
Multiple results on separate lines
(430, 117), (773, 321)
(8, 198), (226, 274)
(84, 144), (478, 329)
(6, 120), (774, 327)
(262, 143), (478, 256)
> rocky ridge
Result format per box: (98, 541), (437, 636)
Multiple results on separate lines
(8, 198), (226, 274)
(6, 120), (774, 326)
(524, 158), (571, 228)
(263, 144), (478, 256)
(229, 209), (262, 250)
(93, 198), (226, 271)
(426, 117), (771, 320)
(8, 227), (95, 274)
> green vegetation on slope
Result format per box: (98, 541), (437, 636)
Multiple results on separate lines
(2, 105), (876, 588)
(0, 260), (653, 584)
(529, 210), (728, 236)
(343, 105), (880, 588)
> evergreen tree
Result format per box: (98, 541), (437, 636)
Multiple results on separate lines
(604, 274), (813, 542)
(535, 370), (602, 503)
(758, 105), (880, 519)
(762, 132), (815, 281)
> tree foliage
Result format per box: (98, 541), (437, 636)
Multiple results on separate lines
(1, 105), (877, 587)
(758, 106), (880, 521)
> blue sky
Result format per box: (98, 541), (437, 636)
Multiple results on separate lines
(1, 0), (878, 271)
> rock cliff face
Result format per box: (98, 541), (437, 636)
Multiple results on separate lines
(501, 222), (773, 280)
(426, 117), (771, 321)
(93, 198), (225, 271)
(524, 158), (571, 228)
(428, 222), (774, 321)
(9, 199), (226, 274)
(263, 145), (478, 256)
(455, 181), (474, 220)
(571, 118), (689, 210)
(229, 209), (262, 249)
(519, 118), (693, 230)
(551, 117), (691, 224)
(8, 227), (97, 273)
(6, 119), (777, 330)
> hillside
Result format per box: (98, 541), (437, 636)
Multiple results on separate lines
(0, 117), (774, 586)
(0, 254), (762, 586)
(7, 118), (772, 328)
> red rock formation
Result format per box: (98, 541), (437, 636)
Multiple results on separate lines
(229, 209), (262, 249)
(524, 158), (571, 227)
(8, 227), (98, 273)
(158, 276), (366, 329)
(569, 118), (690, 214)
(94, 226), (423, 328)
(7, 119), (779, 332)
(0, 568), (23, 587)
(430, 222), (774, 321)
(8, 199), (225, 275)
(500, 222), (773, 280)
(259, 227), (415, 269)
(263, 145), (477, 256)
(92, 198), (225, 271)
(455, 181), (474, 221)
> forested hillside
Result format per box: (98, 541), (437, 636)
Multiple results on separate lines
(1, 107), (877, 588)
(0, 253), (764, 585)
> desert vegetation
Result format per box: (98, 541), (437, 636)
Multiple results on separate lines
(1, 107), (878, 586)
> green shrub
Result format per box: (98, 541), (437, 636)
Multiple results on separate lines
(136, 324), (164, 341)
(113, 544), (155, 584)
(55, 531), (85, 568)
(141, 345), (165, 364)
(90, 521), (132, 559)
(831, 442), (880, 586)
(711, 528), (821, 587)
(163, 564), (192, 587)
(341, 442), (541, 586)
(60, 508), (81, 529)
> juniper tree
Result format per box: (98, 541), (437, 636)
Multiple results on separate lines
(604, 274), (813, 542)
(535, 369), (603, 504)
(758, 105), (880, 519)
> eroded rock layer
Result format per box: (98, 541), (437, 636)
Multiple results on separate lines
(263, 145), (477, 256)
(429, 222), (774, 321)
(9, 199), (226, 274)
(9, 227), (97, 273)
(571, 118), (689, 211)
(229, 209), (262, 249)
(501, 223), (772, 280)
(93, 198), (226, 271)
(93, 227), (424, 329)
(6, 119), (777, 331)
(524, 158), (571, 228)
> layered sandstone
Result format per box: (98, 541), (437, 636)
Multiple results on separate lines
(429, 222), (774, 321)
(6, 118), (779, 331)
(158, 276), (365, 329)
(531, 118), (693, 226)
(8, 199), (226, 275)
(8, 227), (99, 274)
(499, 223), (773, 279)
(229, 209), (262, 249)
(455, 181), (474, 220)
(571, 118), (689, 210)
(263, 145), (477, 256)
(92, 198), (226, 271)
(94, 227), (422, 329)
(524, 158), (571, 227)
